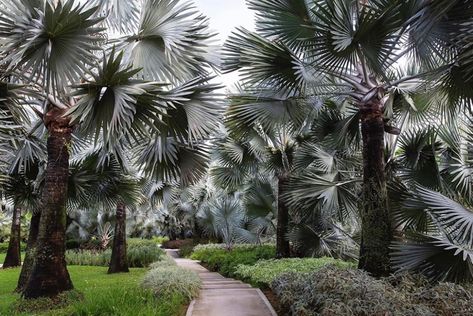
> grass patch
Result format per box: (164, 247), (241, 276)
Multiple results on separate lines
(0, 265), (188, 316)
(191, 243), (275, 277)
(235, 257), (356, 288)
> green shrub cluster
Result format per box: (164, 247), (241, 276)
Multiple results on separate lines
(191, 243), (275, 277)
(0, 242), (26, 253)
(162, 239), (195, 250)
(127, 240), (165, 268)
(152, 236), (170, 245)
(141, 257), (201, 302)
(235, 257), (355, 288)
(178, 243), (195, 258)
(66, 238), (165, 268)
(271, 266), (473, 315)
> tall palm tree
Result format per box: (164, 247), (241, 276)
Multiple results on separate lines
(213, 86), (315, 257)
(223, 0), (473, 276)
(0, 0), (221, 298)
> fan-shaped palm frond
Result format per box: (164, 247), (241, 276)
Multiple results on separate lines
(0, 0), (104, 92)
(247, 0), (315, 51)
(391, 234), (473, 283)
(223, 28), (306, 95)
(68, 50), (166, 145)
(243, 179), (276, 219)
(396, 128), (443, 189)
(70, 150), (143, 210)
(392, 185), (473, 282)
(160, 77), (223, 143)
(404, 186), (473, 247)
(136, 135), (210, 186)
(226, 88), (312, 137)
(87, 0), (140, 33)
(197, 194), (258, 248)
(285, 170), (360, 223)
(122, 0), (216, 82)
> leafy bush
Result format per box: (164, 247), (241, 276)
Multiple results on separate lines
(126, 239), (165, 267)
(191, 243), (275, 277)
(141, 265), (201, 301)
(271, 266), (473, 316)
(152, 236), (170, 245)
(66, 239), (81, 250)
(66, 250), (111, 266)
(149, 256), (176, 269)
(67, 238), (165, 268)
(79, 238), (106, 251)
(0, 242), (26, 253)
(162, 239), (195, 250)
(235, 257), (355, 288)
(178, 243), (195, 258)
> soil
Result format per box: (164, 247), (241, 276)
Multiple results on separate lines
(262, 288), (285, 316)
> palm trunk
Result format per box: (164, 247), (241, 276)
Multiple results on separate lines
(358, 102), (392, 277)
(16, 211), (40, 292)
(276, 174), (290, 258)
(23, 110), (73, 298)
(3, 206), (21, 268)
(108, 202), (129, 273)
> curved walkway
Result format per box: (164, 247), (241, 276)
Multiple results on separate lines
(165, 249), (277, 316)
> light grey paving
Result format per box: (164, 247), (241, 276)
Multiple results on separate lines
(163, 250), (277, 316)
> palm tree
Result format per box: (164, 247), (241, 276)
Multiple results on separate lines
(388, 121), (473, 282)
(213, 86), (316, 257)
(0, 0), (221, 298)
(222, 0), (473, 276)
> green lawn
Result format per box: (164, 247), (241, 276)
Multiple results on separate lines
(0, 266), (187, 316)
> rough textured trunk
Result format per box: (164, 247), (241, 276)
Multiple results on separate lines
(16, 211), (40, 292)
(358, 102), (392, 277)
(3, 207), (22, 268)
(108, 202), (129, 274)
(23, 108), (73, 298)
(276, 174), (290, 258)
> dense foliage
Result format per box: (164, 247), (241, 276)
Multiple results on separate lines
(235, 257), (355, 288)
(142, 258), (201, 302)
(271, 266), (473, 316)
(66, 239), (165, 268)
(191, 244), (276, 277)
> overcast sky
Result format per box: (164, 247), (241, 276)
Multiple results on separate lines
(194, 0), (255, 88)
(194, 0), (255, 42)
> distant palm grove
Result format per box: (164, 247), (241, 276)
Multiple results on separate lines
(0, 0), (473, 315)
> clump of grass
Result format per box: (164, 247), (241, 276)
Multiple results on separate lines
(235, 257), (355, 288)
(141, 265), (201, 301)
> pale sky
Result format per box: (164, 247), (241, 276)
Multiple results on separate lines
(194, 0), (255, 43)
(194, 0), (256, 88)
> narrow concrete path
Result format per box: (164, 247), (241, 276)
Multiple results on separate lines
(165, 249), (277, 316)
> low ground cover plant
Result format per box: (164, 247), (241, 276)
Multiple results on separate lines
(271, 265), (473, 316)
(162, 239), (195, 249)
(191, 243), (275, 277)
(141, 263), (201, 301)
(66, 238), (165, 268)
(235, 257), (355, 288)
